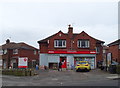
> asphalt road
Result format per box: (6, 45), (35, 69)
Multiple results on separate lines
(1, 69), (120, 86)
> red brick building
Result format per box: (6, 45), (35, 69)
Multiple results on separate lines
(0, 39), (39, 69)
(107, 39), (120, 64)
(38, 25), (104, 69)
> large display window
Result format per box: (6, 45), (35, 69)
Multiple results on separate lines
(74, 57), (95, 69)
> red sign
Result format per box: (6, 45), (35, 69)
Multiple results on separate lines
(18, 57), (28, 68)
(48, 50), (96, 54)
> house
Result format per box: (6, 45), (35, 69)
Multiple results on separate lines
(102, 45), (109, 68)
(0, 39), (39, 69)
(107, 39), (120, 64)
(38, 25), (105, 69)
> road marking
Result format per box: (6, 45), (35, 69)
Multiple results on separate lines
(106, 76), (119, 79)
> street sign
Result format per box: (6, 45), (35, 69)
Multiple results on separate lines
(18, 57), (28, 68)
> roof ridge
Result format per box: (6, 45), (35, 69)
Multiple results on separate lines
(38, 30), (104, 43)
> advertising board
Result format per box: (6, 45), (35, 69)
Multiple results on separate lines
(18, 57), (28, 68)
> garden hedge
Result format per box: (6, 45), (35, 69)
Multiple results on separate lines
(2, 69), (35, 76)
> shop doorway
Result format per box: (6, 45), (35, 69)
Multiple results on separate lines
(60, 57), (67, 68)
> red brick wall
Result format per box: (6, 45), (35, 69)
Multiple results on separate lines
(73, 32), (96, 51)
(2, 49), (13, 68)
(48, 31), (68, 51)
(39, 31), (103, 63)
(118, 49), (120, 63)
(19, 49), (39, 62)
(108, 45), (119, 63)
(40, 43), (48, 53)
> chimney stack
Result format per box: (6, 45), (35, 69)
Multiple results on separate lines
(68, 24), (73, 38)
(6, 39), (10, 44)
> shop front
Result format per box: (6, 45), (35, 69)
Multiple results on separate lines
(39, 50), (96, 69)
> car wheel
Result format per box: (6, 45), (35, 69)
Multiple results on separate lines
(87, 69), (90, 72)
(76, 69), (79, 72)
(85, 68), (89, 72)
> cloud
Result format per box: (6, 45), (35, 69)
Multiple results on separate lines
(0, 2), (118, 48)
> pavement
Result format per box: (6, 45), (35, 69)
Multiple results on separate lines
(1, 69), (120, 86)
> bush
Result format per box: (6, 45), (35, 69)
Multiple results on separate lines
(2, 69), (35, 76)
(116, 65), (120, 74)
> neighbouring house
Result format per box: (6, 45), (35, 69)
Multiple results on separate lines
(0, 39), (39, 69)
(107, 39), (120, 64)
(38, 25), (105, 69)
(102, 45), (109, 68)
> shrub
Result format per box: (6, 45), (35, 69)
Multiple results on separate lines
(2, 69), (35, 76)
(116, 65), (120, 74)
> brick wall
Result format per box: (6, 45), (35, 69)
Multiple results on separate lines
(108, 45), (119, 62)
(39, 29), (103, 62)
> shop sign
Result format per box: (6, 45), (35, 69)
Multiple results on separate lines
(18, 57), (28, 68)
(48, 50), (96, 54)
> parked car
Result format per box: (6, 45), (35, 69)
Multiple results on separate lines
(75, 61), (91, 72)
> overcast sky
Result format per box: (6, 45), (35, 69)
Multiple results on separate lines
(0, 0), (118, 48)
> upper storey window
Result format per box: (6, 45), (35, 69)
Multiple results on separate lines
(54, 40), (66, 48)
(13, 49), (18, 54)
(78, 40), (90, 48)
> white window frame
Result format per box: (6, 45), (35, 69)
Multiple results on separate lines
(0, 50), (3, 55)
(78, 40), (90, 48)
(54, 40), (66, 48)
(96, 47), (100, 53)
(34, 50), (37, 55)
(13, 49), (18, 55)
(3, 49), (7, 54)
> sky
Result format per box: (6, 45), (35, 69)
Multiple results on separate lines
(0, 0), (119, 48)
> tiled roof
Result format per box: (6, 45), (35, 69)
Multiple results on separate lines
(1, 42), (38, 50)
(108, 39), (120, 46)
(38, 31), (104, 43)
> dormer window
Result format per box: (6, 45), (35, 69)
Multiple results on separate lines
(13, 49), (18, 54)
(78, 39), (90, 48)
(54, 40), (66, 48)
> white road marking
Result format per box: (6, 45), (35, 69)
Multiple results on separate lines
(106, 76), (119, 79)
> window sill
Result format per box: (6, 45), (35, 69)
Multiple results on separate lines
(54, 47), (66, 49)
(78, 47), (90, 49)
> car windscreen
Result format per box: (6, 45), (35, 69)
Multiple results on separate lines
(78, 62), (87, 64)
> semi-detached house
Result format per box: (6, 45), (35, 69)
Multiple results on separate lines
(38, 25), (105, 69)
(0, 39), (39, 69)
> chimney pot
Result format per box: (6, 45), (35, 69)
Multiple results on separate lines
(68, 25), (73, 38)
(6, 39), (10, 44)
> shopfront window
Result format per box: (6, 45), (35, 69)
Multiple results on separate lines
(78, 40), (89, 48)
(54, 40), (66, 48)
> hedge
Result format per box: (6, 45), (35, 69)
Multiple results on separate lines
(2, 69), (35, 76)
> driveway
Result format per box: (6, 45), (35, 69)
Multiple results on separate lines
(2, 69), (119, 86)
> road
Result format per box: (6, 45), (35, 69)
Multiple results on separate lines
(1, 69), (120, 86)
